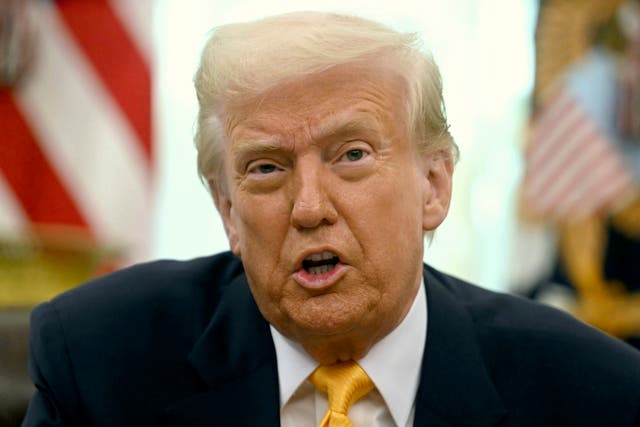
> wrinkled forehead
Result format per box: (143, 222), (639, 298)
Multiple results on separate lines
(222, 61), (412, 140)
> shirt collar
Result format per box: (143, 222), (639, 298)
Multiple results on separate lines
(270, 279), (428, 427)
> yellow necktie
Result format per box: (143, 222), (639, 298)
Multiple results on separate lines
(308, 361), (375, 427)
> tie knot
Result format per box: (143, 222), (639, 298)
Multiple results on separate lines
(309, 361), (375, 416)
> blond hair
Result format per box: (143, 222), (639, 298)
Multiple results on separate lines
(194, 11), (457, 192)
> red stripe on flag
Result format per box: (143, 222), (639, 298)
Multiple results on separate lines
(55, 0), (152, 163)
(527, 109), (588, 186)
(523, 89), (636, 219)
(527, 127), (602, 209)
(530, 91), (573, 146)
(0, 91), (91, 229)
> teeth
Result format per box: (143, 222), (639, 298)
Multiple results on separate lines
(308, 265), (334, 275)
(306, 251), (336, 262)
(301, 251), (339, 275)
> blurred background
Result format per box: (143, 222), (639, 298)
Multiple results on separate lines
(1, 0), (639, 425)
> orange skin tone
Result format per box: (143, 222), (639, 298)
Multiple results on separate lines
(212, 62), (453, 365)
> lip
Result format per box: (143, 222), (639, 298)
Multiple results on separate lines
(293, 246), (349, 291)
(293, 263), (348, 290)
(294, 246), (347, 271)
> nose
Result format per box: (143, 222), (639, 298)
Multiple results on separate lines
(290, 161), (338, 229)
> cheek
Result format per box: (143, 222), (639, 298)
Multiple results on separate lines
(341, 169), (425, 278)
(233, 192), (290, 252)
(349, 170), (423, 239)
(232, 192), (294, 304)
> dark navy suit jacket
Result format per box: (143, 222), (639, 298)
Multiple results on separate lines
(22, 252), (640, 426)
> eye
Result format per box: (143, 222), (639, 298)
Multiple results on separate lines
(343, 149), (366, 162)
(255, 163), (277, 174)
(332, 143), (375, 180)
(246, 160), (283, 175)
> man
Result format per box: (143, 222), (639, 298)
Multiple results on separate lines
(22, 11), (640, 427)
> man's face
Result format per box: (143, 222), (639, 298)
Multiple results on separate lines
(214, 63), (452, 363)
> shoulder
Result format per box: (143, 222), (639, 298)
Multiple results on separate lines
(424, 264), (640, 404)
(37, 251), (243, 321)
(30, 252), (245, 358)
(26, 252), (248, 424)
(59, 250), (243, 301)
(425, 263), (628, 344)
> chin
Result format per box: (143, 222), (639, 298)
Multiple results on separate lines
(300, 332), (373, 364)
(288, 293), (374, 335)
(290, 312), (361, 338)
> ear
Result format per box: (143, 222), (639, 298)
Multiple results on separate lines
(421, 151), (454, 231)
(210, 180), (242, 257)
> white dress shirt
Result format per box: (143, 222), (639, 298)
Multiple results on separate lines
(271, 282), (427, 427)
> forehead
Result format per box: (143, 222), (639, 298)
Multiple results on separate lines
(225, 63), (409, 142)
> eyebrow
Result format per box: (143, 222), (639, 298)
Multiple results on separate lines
(312, 110), (384, 142)
(229, 139), (292, 169)
(231, 139), (286, 154)
(228, 108), (386, 160)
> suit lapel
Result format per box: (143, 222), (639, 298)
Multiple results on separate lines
(162, 262), (506, 426)
(163, 274), (280, 427)
(413, 266), (506, 427)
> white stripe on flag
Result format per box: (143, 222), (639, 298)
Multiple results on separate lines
(558, 157), (634, 219)
(530, 91), (573, 154)
(531, 130), (606, 212)
(524, 89), (635, 219)
(15, 2), (151, 260)
(526, 112), (595, 200)
(109, 0), (152, 65)
(0, 172), (29, 238)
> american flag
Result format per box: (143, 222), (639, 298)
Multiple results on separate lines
(0, 0), (152, 266)
(523, 51), (637, 221)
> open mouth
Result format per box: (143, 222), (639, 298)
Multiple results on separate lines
(302, 251), (340, 275)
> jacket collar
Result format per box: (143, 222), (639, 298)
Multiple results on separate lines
(163, 264), (506, 427)
(163, 273), (280, 426)
(414, 265), (506, 426)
